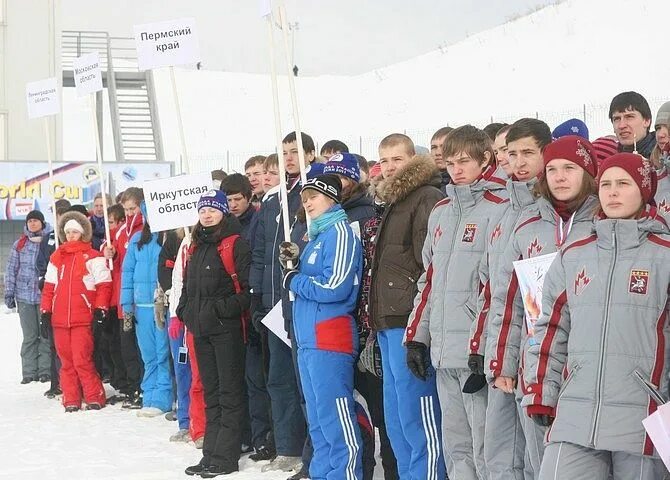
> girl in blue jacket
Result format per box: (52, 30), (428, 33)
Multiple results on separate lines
(282, 174), (364, 480)
(120, 201), (173, 416)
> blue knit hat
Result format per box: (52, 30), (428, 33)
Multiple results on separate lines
(323, 152), (361, 183)
(197, 189), (229, 214)
(552, 118), (589, 141)
(305, 162), (325, 180)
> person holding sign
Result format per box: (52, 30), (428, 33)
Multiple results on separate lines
(522, 153), (668, 479)
(177, 190), (251, 477)
(120, 201), (173, 417)
(404, 126), (507, 480)
(485, 135), (600, 478)
(281, 174), (364, 480)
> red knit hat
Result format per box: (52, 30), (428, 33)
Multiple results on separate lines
(598, 153), (657, 204)
(592, 136), (618, 165)
(543, 135), (598, 178)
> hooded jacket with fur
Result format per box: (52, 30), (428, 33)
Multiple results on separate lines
(404, 165), (508, 369)
(40, 211), (112, 328)
(369, 156), (444, 332)
(522, 209), (670, 456)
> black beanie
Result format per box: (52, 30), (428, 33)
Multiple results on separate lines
(26, 210), (45, 228)
(68, 204), (89, 216)
(301, 174), (342, 203)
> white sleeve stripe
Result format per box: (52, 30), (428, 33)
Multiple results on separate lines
(314, 222), (354, 290)
(88, 257), (112, 284)
(44, 263), (59, 285)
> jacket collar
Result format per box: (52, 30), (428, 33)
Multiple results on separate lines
(507, 177), (537, 211)
(379, 156), (441, 205)
(445, 165), (507, 208)
(595, 207), (669, 250)
(536, 195), (598, 225)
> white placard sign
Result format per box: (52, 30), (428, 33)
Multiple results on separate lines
(143, 172), (212, 232)
(512, 252), (558, 345)
(73, 52), (103, 97)
(26, 77), (60, 119)
(262, 301), (291, 347)
(133, 18), (200, 71)
(259, 0), (272, 17)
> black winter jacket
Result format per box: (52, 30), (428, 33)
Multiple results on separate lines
(177, 216), (251, 337)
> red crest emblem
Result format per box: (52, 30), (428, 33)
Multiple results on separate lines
(462, 223), (477, 243)
(659, 198), (670, 213)
(629, 269), (649, 295)
(434, 225), (443, 245)
(574, 268), (590, 296)
(527, 238), (544, 257)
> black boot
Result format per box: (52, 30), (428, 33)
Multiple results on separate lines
(86, 403), (103, 411)
(185, 461), (208, 476)
(122, 391), (142, 410)
(200, 464), (238, 478)
(249, 445), (276, 462)
(65, 405), (80, 413)
(287, 468), (310, 480)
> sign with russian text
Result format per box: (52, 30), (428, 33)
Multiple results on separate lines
(133, 18), (200, 71)
(73, 52), (103, 97)
(143, 172), (212, 232)
(26, 77), (60, 119)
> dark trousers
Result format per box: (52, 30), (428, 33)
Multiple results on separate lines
(103, 308), (129, 393)
(93, 321), (112, 379)
(245, 332), (273, 450)
(49, 326), (61, 390)
(289, 321), (313, 468)
(119, 316), (143, 393)
(355, 368), (399, 480)
(195, 326), (246, 469)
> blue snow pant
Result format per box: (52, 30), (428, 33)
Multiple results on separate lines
(168, 315), (191, 430)
(135, 305), (173, 412)
(298, 348), (363, 480)
(378, 328), (445, 480)
(267, 330), (306, 456)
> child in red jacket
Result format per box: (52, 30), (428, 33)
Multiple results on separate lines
(40, 211), (112, 412)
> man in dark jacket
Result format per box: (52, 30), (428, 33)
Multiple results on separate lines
(369, 134), (446, 480)
(609, 91), (657, 158)
(430, 127), (453, 193)
(249, 131), (314, 474)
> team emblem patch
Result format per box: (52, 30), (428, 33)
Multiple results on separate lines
(462, 224), (477, 243)
(434, 225), (443, 245)
(629, 269), (649, 295)
(659, 198), (670, 214)
(574, 268), (590, 296)
(527, 238), (544, 257)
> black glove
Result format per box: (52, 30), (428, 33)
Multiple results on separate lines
(406, 341), (430, 381)
(278, 241), (300, 269)
(251, 310), (266, 333)
(93, 308), (108, 327)
(40, 312), (52, 339)
(5, 296), (16, 309)
(531, 414), (554, 427)
(468, 354), (485, 376)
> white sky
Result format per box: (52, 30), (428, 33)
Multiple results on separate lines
(60, 0), (559, 75)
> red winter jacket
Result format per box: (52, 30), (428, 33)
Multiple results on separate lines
(108, 213), (143, 317)
(40, 240), (112, 328)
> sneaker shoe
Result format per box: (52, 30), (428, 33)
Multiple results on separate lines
(287, 468), (310, 480)
(21, 376), (35, 384)
(38, 374), (50, 383)
(44, 387), (62, 399)
(185, 461), (208, 476)
(136, 407), (163, 418)
(193, 437), (204, 449)
(261, 456), (303, 473)
(165, 410), (177, 421)
(85, 402), (103, 411)
(249, 445), (276, 462)
(64, 405), (80, 413)
(169, 429), (191, 442)
(106, 394), (127, 405)
(200, 464), (238, 478)
(241, 443), (253, 454)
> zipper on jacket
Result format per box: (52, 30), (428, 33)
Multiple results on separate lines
(589, 223), (616, 447)
(438, 194), (461, 368)
(68, 255), (75, 328)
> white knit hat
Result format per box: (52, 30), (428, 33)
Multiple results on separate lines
(63, 219), (85, 235)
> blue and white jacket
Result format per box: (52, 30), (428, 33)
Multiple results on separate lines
(120, 230), (161, 310)
(287, 215), (363, 355)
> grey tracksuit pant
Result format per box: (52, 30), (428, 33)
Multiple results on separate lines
(484, 386), (526, 479)
(539, 441), (667, 480)
(437, 368), (488, 480)
(518, 396), (546, 479)
(17, 301), (51, 378)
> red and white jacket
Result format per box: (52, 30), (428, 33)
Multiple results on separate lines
(41, 240), (112, 328)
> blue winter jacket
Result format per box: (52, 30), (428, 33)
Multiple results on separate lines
(250, 179), (302, 312)
(120, 230), (161, 309)
(287, 215), (363, 355)
(5, 224), (50, 305)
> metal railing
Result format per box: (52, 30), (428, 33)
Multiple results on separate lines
(61, 30), (138, 72)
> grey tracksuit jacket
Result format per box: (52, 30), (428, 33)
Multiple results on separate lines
(522, 209), (670, 456)
(404, 167), (508, 369)
(485, 195), (599, 384)
(655, 168), (670, 219)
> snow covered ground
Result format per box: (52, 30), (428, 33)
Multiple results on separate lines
(0, 311), (384, 479)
